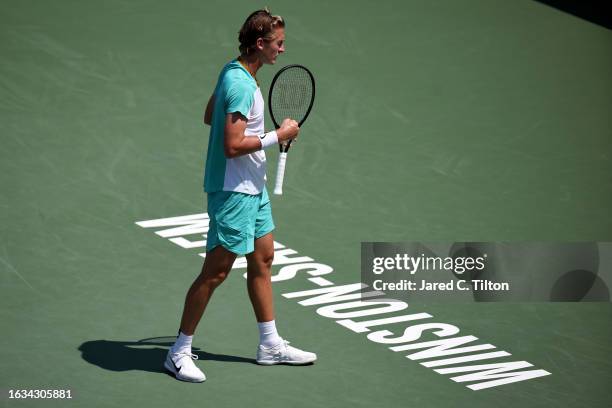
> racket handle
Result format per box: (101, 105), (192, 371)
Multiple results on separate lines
(273, 152), (288, 195)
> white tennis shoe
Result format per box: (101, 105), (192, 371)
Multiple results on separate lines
(164, 351), (206, 383)
(256, 339), (317, 365)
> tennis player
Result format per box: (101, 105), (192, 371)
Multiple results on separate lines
(165, 9), (316, 383)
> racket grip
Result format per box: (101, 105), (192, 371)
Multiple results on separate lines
(273, 152), (288, 195)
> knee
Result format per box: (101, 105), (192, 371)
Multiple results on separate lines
(214, 270), (230, 286)
(248, 250), (274, 277)
(203, 268), (230, 289)
(258, 249), (274, 270)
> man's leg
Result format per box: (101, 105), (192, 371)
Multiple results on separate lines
(246, 232), (275, 323)
(165, 245), (236, 383)
(247, 232), (317, 365)
(180, 245), (237, 335)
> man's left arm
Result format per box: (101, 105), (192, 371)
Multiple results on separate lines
(203, 94), (215, 126)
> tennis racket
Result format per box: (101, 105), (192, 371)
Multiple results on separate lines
(268, 64), (315, 195)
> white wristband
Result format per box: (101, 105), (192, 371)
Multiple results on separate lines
(259, 130), (279, 149)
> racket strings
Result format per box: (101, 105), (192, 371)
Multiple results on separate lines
(270, 67), (314, 126)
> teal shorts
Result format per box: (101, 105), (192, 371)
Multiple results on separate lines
(206, 187), (275, 255)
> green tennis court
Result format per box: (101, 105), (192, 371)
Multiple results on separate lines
(2, 0), (611, 406)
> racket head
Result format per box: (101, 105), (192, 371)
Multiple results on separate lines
(268, 64), (315, 152)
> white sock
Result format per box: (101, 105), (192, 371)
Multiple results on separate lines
(171, 331), (193, 354)
(258, 320), (282, 348)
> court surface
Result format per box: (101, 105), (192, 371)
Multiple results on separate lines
(2, 0), (611, 407)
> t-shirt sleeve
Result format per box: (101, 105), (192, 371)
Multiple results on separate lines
(225, 80), (254, 118)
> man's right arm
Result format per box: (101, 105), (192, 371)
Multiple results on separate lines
(224, 113), (299, 158)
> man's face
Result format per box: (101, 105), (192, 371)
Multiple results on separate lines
(261, 27), (285, 64)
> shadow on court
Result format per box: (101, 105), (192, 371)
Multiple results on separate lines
(534, 0), (612, 29)
(78, 337), (255, 374)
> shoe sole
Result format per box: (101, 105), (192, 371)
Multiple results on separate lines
(256, 358), (316, 366)
(164, 360), (206, 383)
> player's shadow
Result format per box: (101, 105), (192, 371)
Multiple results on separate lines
(78, 337), (255, 374)
(534, 0), (612, 30)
